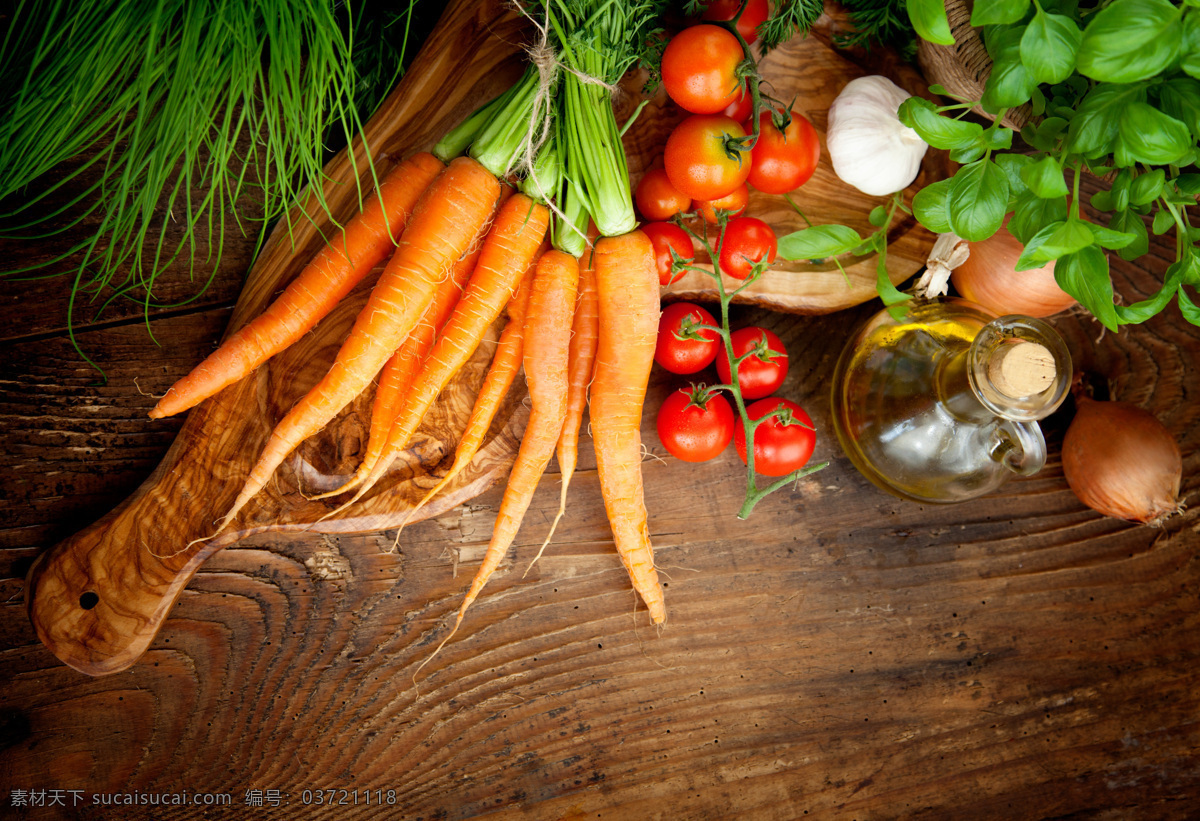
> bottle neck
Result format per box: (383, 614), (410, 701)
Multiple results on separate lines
(967, 316), (1071, 422)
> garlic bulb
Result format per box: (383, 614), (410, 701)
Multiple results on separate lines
(827, 76), (929, 196)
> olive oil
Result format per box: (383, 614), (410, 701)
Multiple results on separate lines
(831, 299), (1070, 504)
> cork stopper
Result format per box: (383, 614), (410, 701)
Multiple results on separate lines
(988, 341), (1056, 398)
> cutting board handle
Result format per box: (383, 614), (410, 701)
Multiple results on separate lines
(25, 470), (236, 676)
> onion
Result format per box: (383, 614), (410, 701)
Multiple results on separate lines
(951, 222), (1077, 318)
(1062, 394), (1184, 526)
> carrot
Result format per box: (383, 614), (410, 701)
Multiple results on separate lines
(214, 156), (503, 533)
(150, 151), (445, 420)
(590, 230), (666, 624)
(432, 249), (578, 655)
(527, 230), (600, 570)
(308, 240), (484, 501)
(394, 249), (540, 535)
(326, 193), (550, 512)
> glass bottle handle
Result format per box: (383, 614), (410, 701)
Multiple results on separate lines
(996, 420), (1047, 477)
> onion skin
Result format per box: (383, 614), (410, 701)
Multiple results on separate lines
(952, 223), (1077, 318)
(1062, 395), (1183, 526)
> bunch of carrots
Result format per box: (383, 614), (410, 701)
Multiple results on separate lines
(151, 1), (670, 648)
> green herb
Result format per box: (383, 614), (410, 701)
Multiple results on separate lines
(835, 0), (920, 61)
(0, 0), (425, 373)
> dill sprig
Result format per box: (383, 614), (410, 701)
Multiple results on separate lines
(835, 0), (919, 61)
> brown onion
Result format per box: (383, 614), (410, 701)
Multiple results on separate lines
(1062, 394), (1183, 526)
(952, 222), (1077, 318)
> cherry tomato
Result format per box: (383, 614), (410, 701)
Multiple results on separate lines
(717, 216), (777, 280)
(694, 183), (749, 224)
(664, 114), (753, 201)
(657, 385), (736, 463)
(733, 397), (817, 476)
(661, 25), (744, 114)
(635, 168), (692, 221)
(701, 0), (771, 44)
(716, 325), (788, 399)
(721, 81), (754, 123)
(642, 221), (695, 285)
(655, 302), (720, 374)
(746, 109), (821, 195)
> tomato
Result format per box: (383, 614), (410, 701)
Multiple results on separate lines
(733, 397), (817, 476)
(661, 25), (744, 115)
(664, 114), (753, 201)
(642, 221), (695, 286)
(635, 168), (692, 221)
(717, 216), (777, 280)
(701, 0), (771, 44)
(721, 81), (754, 123)
(657, 385), (735, 463)
(716, 325), (788, 399)
(694, 183), (749, 224)
(655, 302), (719, 374)
(746, 109), (821, 195)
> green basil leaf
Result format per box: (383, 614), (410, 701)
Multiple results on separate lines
(1009, 191), (1068, 243)
(950, 144), (988, 164)
(1019, 219), (1095, 268)
(898, 98), (986, 149)
(1064, 83), (1144, 157)
(1114, 255), (1188, 323)
(982, 126), (1014, 150)
(1115, 102), (1191, 166)
(995, 153), (1033, 199)
(912, 177), (954, 234)
(1020, 155), (1070, 198)
(948, 159), (1009, 241)
(1030, 85), (1048, 116)
(982, 29), (1039, 112)
(868, 205), (889, 228)
(1109, 209), (1150, 260)
(907, 0), (955, 45)
(1178, 287), (1200, 325)
(1152, 208), (1176, 235)
(1077, 0), (1183, 83)
(1091, 190), (1116, 212)
(1020, 9), (1082, 84)
(1182, 13), (1200, 79)
(1087, 222), (1137, 250)
(776, 224), (865, 260)
(1054, 245), (1119, 330)
(971, 0), (1032, 26)
(1109, 168), (1132, 213)
(1155, 77), (1200, 137)
(1174, 173), (1200, 194)
(1130, 169), (1166, 206)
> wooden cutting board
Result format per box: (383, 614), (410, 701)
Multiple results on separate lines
(24, 0), (949, 677)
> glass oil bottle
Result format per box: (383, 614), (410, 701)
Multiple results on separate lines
(830, 298), (1072, 504)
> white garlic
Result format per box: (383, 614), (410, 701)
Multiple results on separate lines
(826, 75), (929, 197)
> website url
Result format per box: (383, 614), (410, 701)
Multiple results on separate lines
(90, 791), (233, 807)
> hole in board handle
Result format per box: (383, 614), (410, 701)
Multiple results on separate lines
(79, 591), (100, 610)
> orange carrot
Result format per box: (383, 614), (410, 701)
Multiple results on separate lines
(309, 240), (484, 501)
(327, 193), (550, 511)
(150, 151), (444, 419)
(436, 249), (578, 650)
(215, 156), (502, 532)
(590, 230), (666, 624)
(529, 231), (600, 566)
(395, 250), (540, 532)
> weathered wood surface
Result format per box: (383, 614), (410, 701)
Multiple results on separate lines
(2, 1), (1199, 819)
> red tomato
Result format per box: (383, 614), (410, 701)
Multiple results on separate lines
(701, 0), (771, 43)
(661, 25), (744, 114)
(664, 114), (753, 201)
(635, 168), (692, 221)
(717, 216), (777, 280)
(716, 325), (788, 399)
(642, 221), (695, 285)
(655, 302), (720, 374)
(746, 109), (821, 195)
(721, 81), (754, 123)
(694, 183), (749, 224)
(734, 397), (817, 476)
(657, 385), (736, 463)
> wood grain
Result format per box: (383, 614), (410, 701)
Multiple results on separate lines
(3, 1), (1199, 819)
(21, 0), (953, 677)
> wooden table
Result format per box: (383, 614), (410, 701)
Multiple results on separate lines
(2, 16), (1199, 821)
